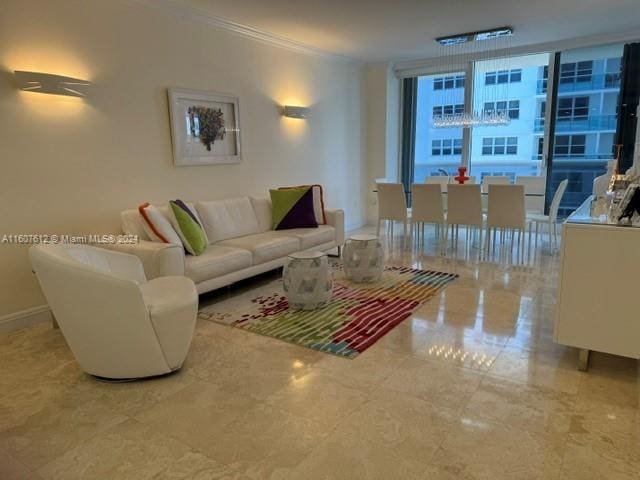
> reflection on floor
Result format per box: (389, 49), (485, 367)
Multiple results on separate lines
(1, 226), (638, 479)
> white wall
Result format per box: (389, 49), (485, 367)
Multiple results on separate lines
(0, 0), (365, 318)
(364, 62), (400, 224)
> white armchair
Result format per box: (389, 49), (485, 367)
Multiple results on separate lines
(29, 244), (197, 380)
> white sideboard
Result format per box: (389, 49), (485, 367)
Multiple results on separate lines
(556, 196), (640, 370)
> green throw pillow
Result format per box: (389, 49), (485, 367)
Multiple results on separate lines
(270, 187), (318, 230)
(168, 200), (207, 255)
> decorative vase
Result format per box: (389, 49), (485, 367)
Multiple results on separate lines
(454, 166), (470, 184)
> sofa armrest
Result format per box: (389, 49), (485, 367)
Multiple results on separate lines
(325, 209), (345, 245)
(109, 240), (185, 279)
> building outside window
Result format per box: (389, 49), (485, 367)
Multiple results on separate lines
(485, 68), (522, 85)
(560, 61), (593, 84)
(433, 74), (465, 90)
(557, 97), (589, 120)
(433, 104), (464, 117)
(554, 134), (586, 157)
(481, 137), (518, 155)
(432, 138), (462, 156)
(484, 100), (520, 119)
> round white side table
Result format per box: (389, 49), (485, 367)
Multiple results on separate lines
(343, 234), (384, 283)
(283, 251), (332, 310)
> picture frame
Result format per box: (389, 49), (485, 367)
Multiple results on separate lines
(167, 88), (241, 166)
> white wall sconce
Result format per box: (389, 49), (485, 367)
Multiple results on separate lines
(14, 71), (91, 97)
(282, 105), (309, 119)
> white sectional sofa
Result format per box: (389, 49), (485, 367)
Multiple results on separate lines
(115, 196), (345, 294)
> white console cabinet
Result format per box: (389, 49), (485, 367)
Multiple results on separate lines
(556, 197), (640, 370)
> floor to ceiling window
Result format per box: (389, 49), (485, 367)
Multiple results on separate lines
(469, 53), (550, 182)
(413, 72), (466, 181)
(403, 41), (630, 217)
(546, 44), (623, 216)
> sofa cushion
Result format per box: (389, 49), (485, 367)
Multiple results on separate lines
(195, 197), (259, 243)
(184, 246), (252, 283)
(138, 203), (182, 245)
(269, 187), (318, 230)
(168, 200), (207, 256)
(273, 225), (336, 250)
(250, 197), (272, 233)
(121, 202), (206, 243)
(219, 233), (300, 264)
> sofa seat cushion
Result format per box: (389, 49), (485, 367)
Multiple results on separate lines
(219, 233), (300, 265)
(184, 246), (252, 283)
(272, 225), (336, 250)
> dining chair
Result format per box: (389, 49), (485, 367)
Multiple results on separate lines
(410, 183), (445, 247)
(446, 184), (483, 251)
(516, 175), (546, 213)
(481, 175), (510, 193)
(527, 179), (568, 251)
(425, 175), (450, 192)
(376, 182), (409, 243)
(486, 184), (526, 261)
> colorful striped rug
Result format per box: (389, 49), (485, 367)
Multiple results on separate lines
(199, 266), (457, 358)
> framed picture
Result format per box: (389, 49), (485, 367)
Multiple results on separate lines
(167, 88), (241, 166)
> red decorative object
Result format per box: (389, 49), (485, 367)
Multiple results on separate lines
(454, 166), (470, 184)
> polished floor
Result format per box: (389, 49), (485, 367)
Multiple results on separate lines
(1, 227), (638, 479)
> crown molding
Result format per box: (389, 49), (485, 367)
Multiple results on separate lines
(125, 0), (361, 64)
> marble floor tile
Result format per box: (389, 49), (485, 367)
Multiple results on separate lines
(463, 375), (576, 435)
(1, 399), (128, 469)
(487, 345), (584, 394)
(288, 419), (430, 480)
(264, 371), (369, 426)
(382, 356), (485, 411)
(313, 343), (408, 392)
(37, 419), (191, 480)
(195, 403), (333, 477)
(152, 450), (247, 480)
(429, 419), (566, 480)
(0, 447), (42, 480)
(135, 380), (259, 447)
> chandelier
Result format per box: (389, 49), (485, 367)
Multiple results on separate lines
(432, 27), (514, 129)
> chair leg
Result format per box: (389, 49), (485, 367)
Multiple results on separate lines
(485, 227), (491, 259)
(409, 220), (414, 246)
(403, 220), (408, 248)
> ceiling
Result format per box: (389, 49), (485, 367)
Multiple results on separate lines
(170, 0), (640, 62)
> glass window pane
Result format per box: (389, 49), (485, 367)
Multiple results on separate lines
(413, 71), (465, 181)
(549, 45), (623, 217)
(470, 53), (551, 180)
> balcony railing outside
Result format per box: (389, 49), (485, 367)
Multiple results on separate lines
(534, 114), (617, 132)
(536, 73), (621, 94)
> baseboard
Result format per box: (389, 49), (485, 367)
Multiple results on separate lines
(0, 305), (52, 334)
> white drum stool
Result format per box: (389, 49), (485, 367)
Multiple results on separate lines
(343, 234), (384, 283)
(283, 251), (333, 310)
